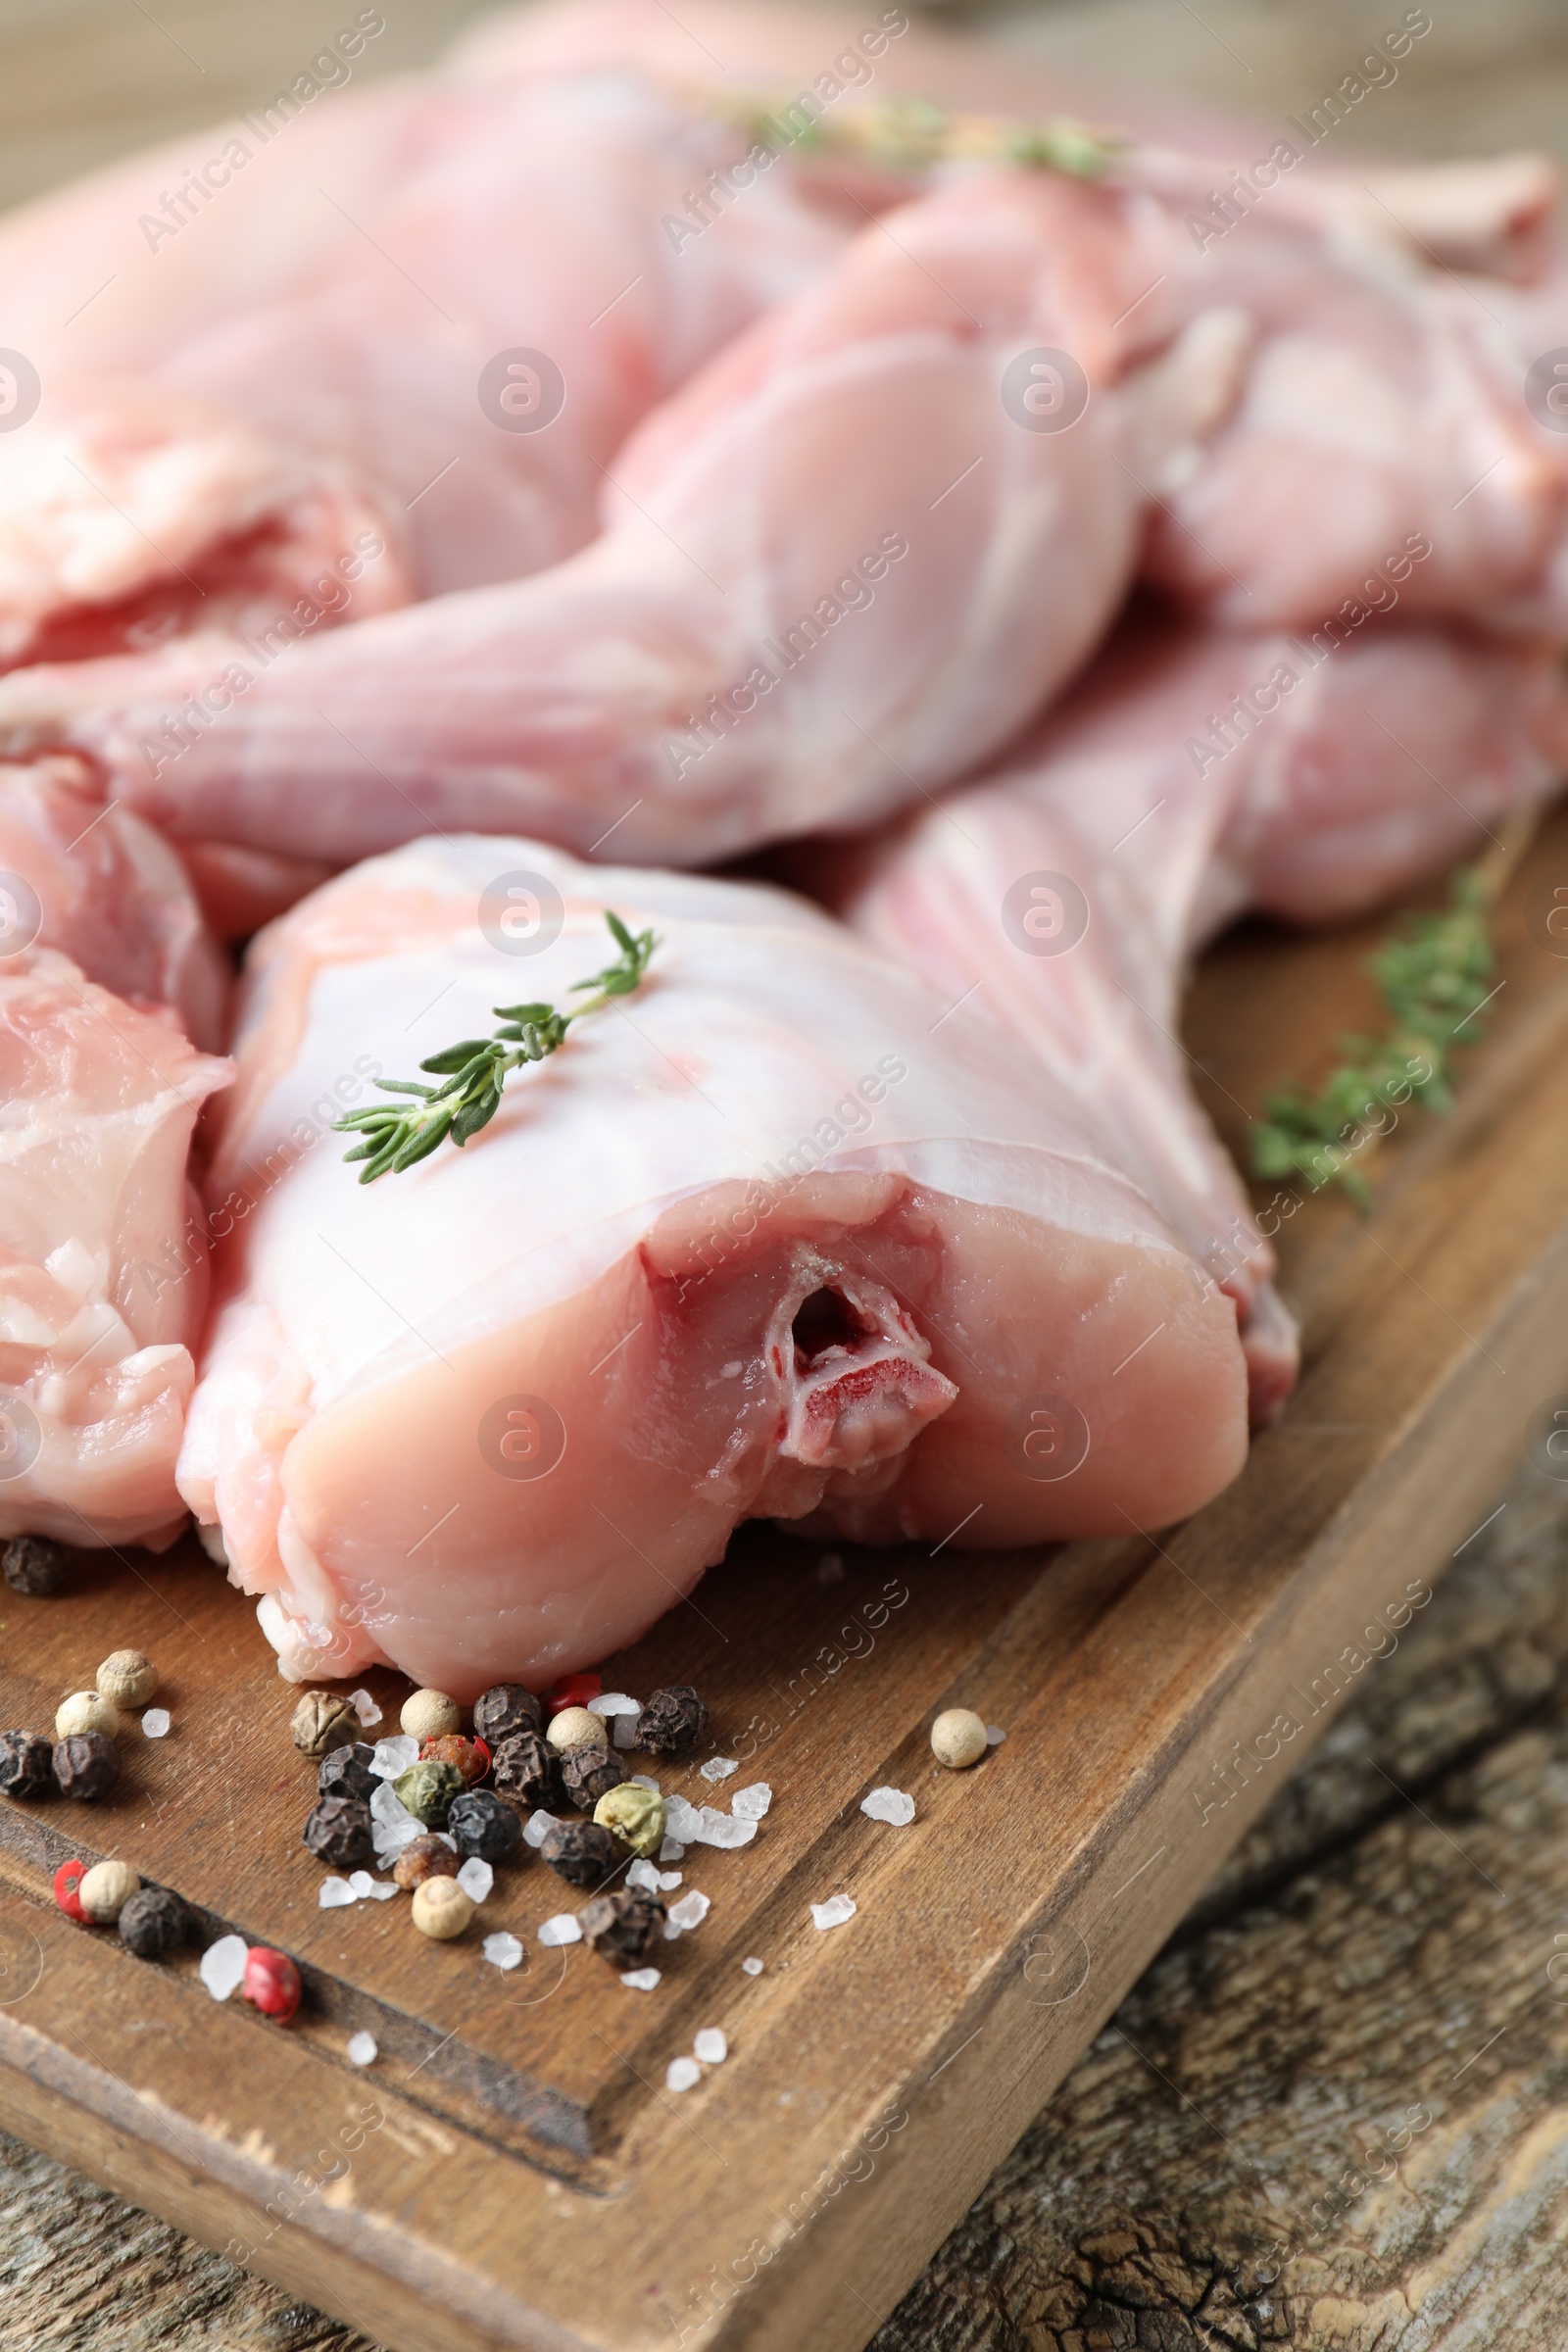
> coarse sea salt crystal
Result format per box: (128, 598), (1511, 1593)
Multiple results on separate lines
(523, 1807), (561, 1849)
(667, 1889), (710, 1933)
(665, 2056), (701, 2092)
(199, 1935), (248, 2000)
(347, 1689), (382, 1727)
(861, 1787), (915, 1828)
(457, 1857), (493, 1903)
(141, 1708), (171, 1739)
(349, 1871), (376, 1897)
(319, 1878), (356, 1909)
(986, 1725), (1006, 1746)
(612, 1715), (639, 1749)
(369, 1781), (421, 1856)
(620, 1967), (662, 1991)
(347, 2032), (378, 2066)
(628, 1773), (661, 1794)
(483, 1932), (524, 1972)
(693, 2028), (728, 2065)
(695, 1807), (756, 1850)
(731, 1783), (771, 1821)
(370, 1734), (418, 1779)
(659, 1869), (682, 1891)
(810, 1894), (857, 1933)
(625, 1858), (661, 1894)
(587, 1692), (640, 1717)
(537, 1914), (581, 1947)
(741, 1956), (764, 1976)
(662, 1792), (703, 1842)
(659, 1836), (686, 1864)
(700, 1755), (738, 1783)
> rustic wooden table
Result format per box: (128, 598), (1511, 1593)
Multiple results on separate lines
(3, 1), (1568, 2347)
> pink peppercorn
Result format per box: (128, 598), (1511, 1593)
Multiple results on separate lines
(53, 1858), (87, 1921)
(242, 1945), (302, 2023)
(548, 1673), (601, 1717)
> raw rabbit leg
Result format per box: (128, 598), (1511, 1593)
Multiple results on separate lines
(834, 616), (1568, 1423)
(180, 837), (1247, 1693)
(0, 169), (1244, 868)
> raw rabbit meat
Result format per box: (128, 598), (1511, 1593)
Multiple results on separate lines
(0, 950), (230, 1547)
(0, 756), (228, 1047)
(833, 615), (1568, 1423)
(180, 837), (1247, 1693)
(0, 169), (1245, 869)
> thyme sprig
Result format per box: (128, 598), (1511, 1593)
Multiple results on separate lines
(1250, 865), (1496, 1208)
(334, 911), (657, 1184)
(711, 92), (1124, 178)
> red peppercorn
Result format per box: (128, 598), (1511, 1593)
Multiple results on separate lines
(548, 1672), (602, 1716)
(53, 1858), (87, 1921)
(242, 1945), (302, 2023)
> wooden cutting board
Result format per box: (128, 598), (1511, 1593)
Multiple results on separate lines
(0, 809), (1566, 2352)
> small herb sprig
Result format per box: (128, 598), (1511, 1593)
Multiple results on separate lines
(711, 91), (1124, 179)
(334, 911), (657, 1183)
(1250, 864), (1496, 1209)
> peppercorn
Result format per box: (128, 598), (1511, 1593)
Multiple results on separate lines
(393, 1836), (459, 1890)
(243, 1946), (303, 2021)
(393, 1758), (466, 1828)
(54, 1690), (120, 1741)
(53, 1858), (87, 1920)
(1, 1535), (70, 1596)
(930, 1707), (988, 1769)
(447, 1788), (521, 1865)
(472, 1683), (542, 1745)
(317, 1741), (377, 1802)
(560, 1740), (626, 1809)
(302, 1794), (375, 1870)
(541, 1820), (617, 1887)
(53, 1731), (121, 1801)
(95, 1650), (158, 1710)
(77, 1859), (140, 1925)
(0, 1729), (52, 1799)
(119, 1886), (187, 1958)
(412, 1877), (472, 1939)
(400, 1688), (461, 1741)
(593, 1784), (665, 1859)
(634, 1685), (709, 1754)
(289, 1690), (360, 1758)
(546, 1705), (606, 1754)
(578, 1887), (666, 1966)
(418, 1733), (487, 1786)
(491, 1729), (562, 1810)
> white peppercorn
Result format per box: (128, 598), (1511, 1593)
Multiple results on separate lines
(930, 1707), (989, 1769)
(77, 1859), (141, 1924)
(55, 1690), (120, 1741)
(400, 1688), (461, 1741)
(546, 1705), (607, 1754)
(96, 1650), (158, 1710)
(412, 1877), (473, 1940)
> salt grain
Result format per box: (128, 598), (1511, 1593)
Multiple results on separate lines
(319, 1878), (356, 1909)
(625, 1858), (662, 1894)
(537, 1914), (581, 1947)
(662, 1792), (703, 1843)
(693, 2028), (728, 2065)
(730, 1783), (771, 1821)
(141, 1708), (171, 1739)
(620, 1967), (662, 1991)
(347, 1690), (383, 1728)
(199, 1935), (248, 2000)
(665, 2056), (701, 2092)
(694, 1806), (756, 1850)
(986, 1725), (1006, 1747)
(369, 1780), (422, 1857)
(587, 1692), (640, 1717)
(612, 1715), (639, 1749)
(659, 1836), (686, 1864)
(667, 1890), (710, 1932)
(456, 1857), (494, 1903)
(741, 1956), (764, 1976)
(700, 1755), (738, 1783)
(523, 1807), (561, 1849)
(860, 1787), (915, 1828)
(369, 1734), (418, 1779)
(810, 1894), (857, 1933)
(347, 2032), (378, 2066)
(348, 1871), (376, 1897)
(628, 1773), (661, 1794)
(483, 1932), (524, 1972)
(658, 1870), (683, 1891)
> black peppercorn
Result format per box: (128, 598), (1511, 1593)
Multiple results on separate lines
(317, 1741), (377, 1802)
(2, 1535), (71, 1596)
(302, 1794), (375, 1870)
(541, 1820), (618, 1887)
(578, 1887), (666, 1965)
(52, 1731), (121, 1802)
(472, 1683), (543, 1745)
(447, 1788), (521, 1864)
(560, 1742), (626, 1809)
(118, 1886), (187, 1958)
(491, 1728), (562, 1810)
(0, 1730), (53, 1799)
(634, 1685), (709, 1754)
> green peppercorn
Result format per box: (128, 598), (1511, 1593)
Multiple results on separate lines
(593, 1783), (665, 1858)
(393, 1758), (466, 1828)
